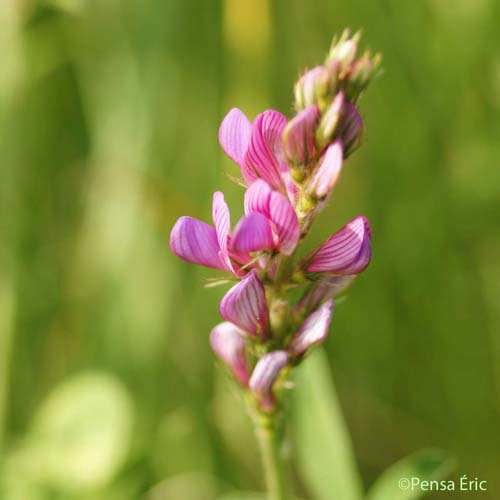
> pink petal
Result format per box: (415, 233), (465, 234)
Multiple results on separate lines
(242, 110), (287, 190)
(282, 105), (320, 165)
(309, 140), (343, 198)
(210, 322), (250, 386)
(249, 350), (288, 412)
(231, 212), (276, 254)
(268, 190), (300, 255)
(339, 102), (363, 156)
(218, 108), (252, 165)
(169, 216), (224, 271)
(244, 180), (300, 256)
(290, 299), (334, 356)
(212, 191), (236, 274)
(244, 178), (273, 215)
(219, 269), (268, 336)
(305, 215), (372, 275)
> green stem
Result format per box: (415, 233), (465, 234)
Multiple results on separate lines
(254, 412), (289, 500)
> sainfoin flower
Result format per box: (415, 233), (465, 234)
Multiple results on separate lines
(169, 31), (379, 414)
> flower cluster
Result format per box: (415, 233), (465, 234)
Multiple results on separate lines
(170, 31), (379, 414)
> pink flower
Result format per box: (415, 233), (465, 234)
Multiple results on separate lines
(282, 105), (320, 166)
(219, 108), (290, 193)
(289, 299), (334, 356)
(210, 322), (250, 386)
(303, 215), (371, 275)
(232, 179), (300, 256)
(219, 270), (268, 337)
(309, 140), (343, 199)
(169, 191), (249, 275)
(249, 350), (289, 412)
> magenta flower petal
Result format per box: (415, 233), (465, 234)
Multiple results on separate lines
(244, 180), (300, 256)
(242, 110), (287, 190)
(309, 140), (343, 198)
(244, 178), (272, 215)
(212, 191), (237, 274)
(268, 190), (300, 255)
(339, 102), (363, 156)
(290, 299), (334, 356)
(231, 212), (276, 254)
(218, 108), (252, 166)
(282, 105), (320, 165)
(219, 269), (268, 336)
(210, 322), (250, 386)
(249, 350), (288, 412)
(305, 215), (371, 275)
(170, 216), (225, 271)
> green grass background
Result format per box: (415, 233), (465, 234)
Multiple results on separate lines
(1, 0), (500, 498)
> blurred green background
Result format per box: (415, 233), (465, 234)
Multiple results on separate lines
(1, 0), (500, 499)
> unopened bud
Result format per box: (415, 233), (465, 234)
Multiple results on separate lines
(346, 51), (382, 101)
(338, 102), (363, 157)
(282, 105), (320, 167)
(309, 140), (343, 199)
(316, 91), (345, 149)
(327, 30), (361, 71)
(249, 351), (288, 412)
(294, 66), (329, 110)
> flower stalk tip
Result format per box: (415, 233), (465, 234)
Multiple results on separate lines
(169, 30), (380, 500)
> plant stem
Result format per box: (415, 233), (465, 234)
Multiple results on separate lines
(254, 412), (289, 500)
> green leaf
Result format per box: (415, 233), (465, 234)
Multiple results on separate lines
(366, 449), (455, 500)
(292, 348), (363, 500)
(27, 371), (134, 492)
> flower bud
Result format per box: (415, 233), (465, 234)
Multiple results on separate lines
(249, 351), (288, 412)
(282, 105), (320, 167)
(345, 51), (381, 102)
(290, 299), (334, 357)
(309, 141), (343, 199)
(338, 102), (363, 157)
(210, 322), (250, 386)
(316, 91), (345, 149)
(294, 66), (329, 110)
(327, 30), (360, 71)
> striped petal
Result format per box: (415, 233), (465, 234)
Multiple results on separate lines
(339, 102), (363, 157)
(218, 108), (252, 166)
(242, 110), (287, 190)
(219, 270), (268, 336)
(249, 350), (288, 412)
(244, 180), (300, 256)
(210, 322), (250, 386)
(231, 212), (276, 254)
(309, 140), (343, 198)
(282, 105), (320, 165)
(290, 299), (334, 356)
(305, 215), (371, 275)
(169, 216), (224, 270)
(212, 191), (236, 274)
